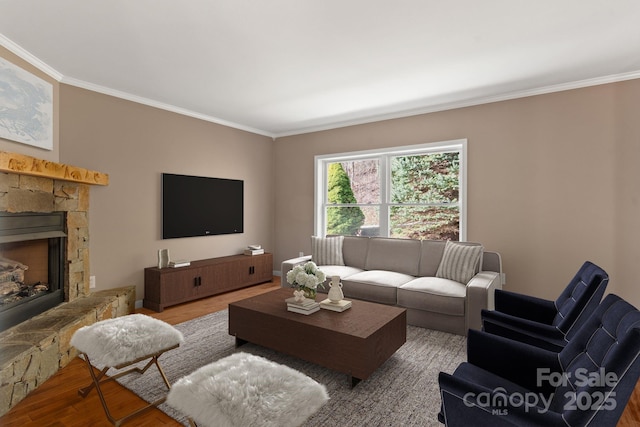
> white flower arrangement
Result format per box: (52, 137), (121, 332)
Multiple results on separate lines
(286, 261), (326, 297)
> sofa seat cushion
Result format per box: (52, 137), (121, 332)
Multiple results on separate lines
(346, 270), (416, 288)
(398, 277), (467, 316)
(342, 270), (415, 305)
(316, 265), (363, 281)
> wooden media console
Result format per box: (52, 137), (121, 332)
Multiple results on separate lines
(143, 253), (273, 312)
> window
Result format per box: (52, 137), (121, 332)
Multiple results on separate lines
(315, 139), (466, 241)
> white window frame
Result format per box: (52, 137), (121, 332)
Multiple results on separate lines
(314, 139), (467, 240)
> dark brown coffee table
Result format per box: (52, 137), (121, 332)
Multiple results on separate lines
(228, 288), (407, 386)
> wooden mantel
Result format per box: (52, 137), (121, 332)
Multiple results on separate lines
(0, 151), (109, 186)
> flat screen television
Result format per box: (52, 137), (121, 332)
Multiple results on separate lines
(162, 173), (244, 239)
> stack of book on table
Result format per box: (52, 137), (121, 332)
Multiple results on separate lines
(319, 298), (352, 312)
(285, 297), (320, 315)
(169, 259), (191, 268)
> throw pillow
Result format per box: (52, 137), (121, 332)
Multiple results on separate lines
(436, 241), (483, 284)
(311, 235), (345, 266)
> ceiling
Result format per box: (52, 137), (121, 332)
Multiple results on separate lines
(1, 1), (639, 138)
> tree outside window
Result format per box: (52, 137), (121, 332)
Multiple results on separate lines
(326, 163), (365, 235)
(317, 140), (466, 241)
(390, 152), (460, 240)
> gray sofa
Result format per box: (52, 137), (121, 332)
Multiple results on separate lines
(281, 236), (503, 335)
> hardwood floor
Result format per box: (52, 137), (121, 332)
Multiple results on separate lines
(1, 277), (639, 426)
(0, 280), (281, 427)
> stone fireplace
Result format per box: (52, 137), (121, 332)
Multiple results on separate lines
(0, 163), (92, 312)
(0, 151), (135, 416)
(0, 211), (67, 331)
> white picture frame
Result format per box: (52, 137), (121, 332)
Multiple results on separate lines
(0, 57), (53, 150)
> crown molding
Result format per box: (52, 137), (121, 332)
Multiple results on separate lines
(61, 76), (275, 138)
(3, 32), (639, 139)
(0, 34), (63, 81)
(0, 34), (274, 138)
(273, 70), (640, 138)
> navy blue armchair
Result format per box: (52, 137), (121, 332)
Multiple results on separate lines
(438, 293), (640, 426)
(481, 261), (608, 351)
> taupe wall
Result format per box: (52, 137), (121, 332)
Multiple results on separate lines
(2, 47), (639, 307)
(0, 47), (59, 161)
(612, 81), (640, 306)
(274, 80), (640, 307)
(58, 85), (275, 302)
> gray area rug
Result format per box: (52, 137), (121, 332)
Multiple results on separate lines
(115, 309), (466, 426)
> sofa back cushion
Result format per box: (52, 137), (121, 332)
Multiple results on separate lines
(312, 235), (345, 266)
(342, 236), (370, 269)
(365, 237), (421, 276)
(419, 240), (447, 276)
(435, 241), (483, 284)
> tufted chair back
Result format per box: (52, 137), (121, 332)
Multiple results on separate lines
(553, 261), (609, 339)
(551, 294), (640, 426)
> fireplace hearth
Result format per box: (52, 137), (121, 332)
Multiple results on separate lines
(0, 151), (125, 417)
(0, 212), (66, 331)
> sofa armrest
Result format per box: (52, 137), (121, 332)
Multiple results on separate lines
(494, 289), (557, 322)
(481, 309), (567, 351)
(481, 251), (502, 274)
(280, 255), (312, 288)
(466, 271), (502, 331)
(466, 329), (560, 394)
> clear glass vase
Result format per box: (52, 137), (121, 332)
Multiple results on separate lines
(302, 287), (317, 300)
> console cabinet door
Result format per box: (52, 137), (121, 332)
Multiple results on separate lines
(197, 265), (225, 297)
(160, 269), (202, 304)
(144, 267), (202, 311)
(143, 253), (273, 312)
(229, 254), (273, 288)
(248, 254), (273, 284)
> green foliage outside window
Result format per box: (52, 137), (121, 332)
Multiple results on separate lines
(390, 153), (460, 240)
(326, 163), (365, 235)
(391, 153), (459, 203)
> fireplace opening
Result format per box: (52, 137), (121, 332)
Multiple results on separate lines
(0, 212), (66, 332)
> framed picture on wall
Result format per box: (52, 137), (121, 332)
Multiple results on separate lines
(0, 57), (53, 150)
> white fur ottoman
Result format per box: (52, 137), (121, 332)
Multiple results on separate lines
(71, 314), (184, 426)
(71, 314), (184, 367)
(167, 352), (329, 427)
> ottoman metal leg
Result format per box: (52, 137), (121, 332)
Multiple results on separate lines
(77, 344), (179, 426)
(71, 314), (184, 426)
